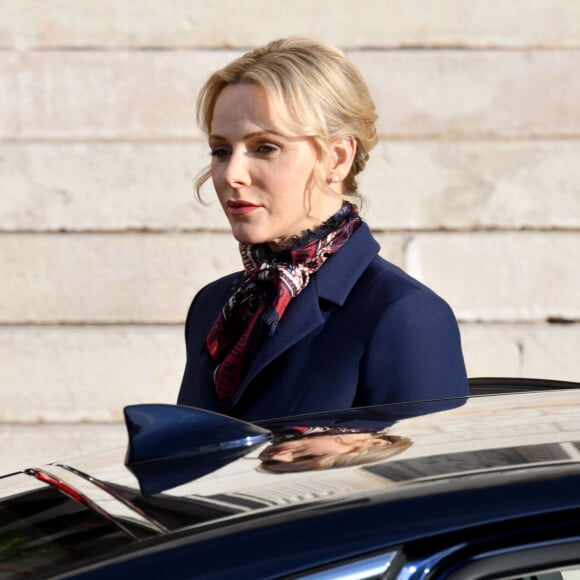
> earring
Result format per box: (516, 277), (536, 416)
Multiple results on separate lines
(332, 176), (340, 183)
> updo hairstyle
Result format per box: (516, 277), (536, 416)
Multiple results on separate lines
(195, 37), (378, 199)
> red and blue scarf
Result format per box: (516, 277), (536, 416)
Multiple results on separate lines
(206, 203), (361, 408)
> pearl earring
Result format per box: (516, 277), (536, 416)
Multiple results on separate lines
(332, 176), (340, 183)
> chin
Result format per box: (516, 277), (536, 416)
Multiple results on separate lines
(231, 230), (268, 247)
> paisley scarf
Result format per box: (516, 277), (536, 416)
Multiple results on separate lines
(206, 202), (361, 408)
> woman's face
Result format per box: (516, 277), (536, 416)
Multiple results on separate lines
(209, 83), (343, 250)
(258, 433), (390, 471)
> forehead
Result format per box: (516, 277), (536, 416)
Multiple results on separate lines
(210, 82), (297, 136)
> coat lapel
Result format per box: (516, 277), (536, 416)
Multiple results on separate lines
(228, 223), (379, 408)
(231, 280), (324, 405)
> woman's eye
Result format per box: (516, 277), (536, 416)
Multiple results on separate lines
(210, 148), (230, 159)
(255, 144), (279, 155)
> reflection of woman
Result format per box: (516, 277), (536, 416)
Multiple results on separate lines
(258, 428), (412, 472)
(177, 37), (468, 421)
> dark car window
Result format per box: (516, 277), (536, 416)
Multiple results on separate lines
(0, 487), (133, 579)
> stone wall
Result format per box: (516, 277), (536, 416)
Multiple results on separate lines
(1, 0), (579, 472)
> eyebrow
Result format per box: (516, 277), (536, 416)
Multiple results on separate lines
(208, 130), (288, 142)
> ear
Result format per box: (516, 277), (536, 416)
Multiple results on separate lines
(326, 136), (357, 185)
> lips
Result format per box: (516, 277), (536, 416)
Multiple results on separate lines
(226, 200), (261, 216)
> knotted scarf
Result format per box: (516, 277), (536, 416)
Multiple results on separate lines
(206, 203), (361, 408)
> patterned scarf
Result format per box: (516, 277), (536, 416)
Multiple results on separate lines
(273, 426), (380, 441)
(206, 203), (361, 408)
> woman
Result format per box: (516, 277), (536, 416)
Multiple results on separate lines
(177, 37), (468, 421)
(258, 427), (412, 473)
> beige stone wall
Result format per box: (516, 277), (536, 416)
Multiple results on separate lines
(1, 0), (579, 472)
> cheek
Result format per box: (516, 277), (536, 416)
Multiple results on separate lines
(210, 163), (224, 187)
(211, 170), (227, 201)
(286, 155), (313, 179)
(294, 145), (318, 175)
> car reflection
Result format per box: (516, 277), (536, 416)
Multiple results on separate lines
(123, 396), (466, 493)
(258, 428), (412, 472)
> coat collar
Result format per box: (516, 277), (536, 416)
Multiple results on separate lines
(314, 222), (379, 305)
(229, 223), (379, 408)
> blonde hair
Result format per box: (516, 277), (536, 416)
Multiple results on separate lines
(195, 37), (378, 199)
(259, 434), (412, 474)
(324, 435), (412, 468)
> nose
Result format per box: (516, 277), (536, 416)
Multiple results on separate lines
(223, 148), (251, 188)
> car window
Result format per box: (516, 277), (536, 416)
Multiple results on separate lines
(0, 486), (134, 578)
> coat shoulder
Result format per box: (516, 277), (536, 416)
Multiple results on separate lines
(183, 271), (243, 338)
(361, 255), (441, 304)
(188, 271), (242, 312)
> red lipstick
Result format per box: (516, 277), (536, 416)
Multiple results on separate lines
(226, 200), (261, 215)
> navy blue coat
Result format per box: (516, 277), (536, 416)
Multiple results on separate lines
(177, 223), (468, 421)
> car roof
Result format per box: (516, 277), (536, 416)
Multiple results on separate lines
(20, 387), (579, 538)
